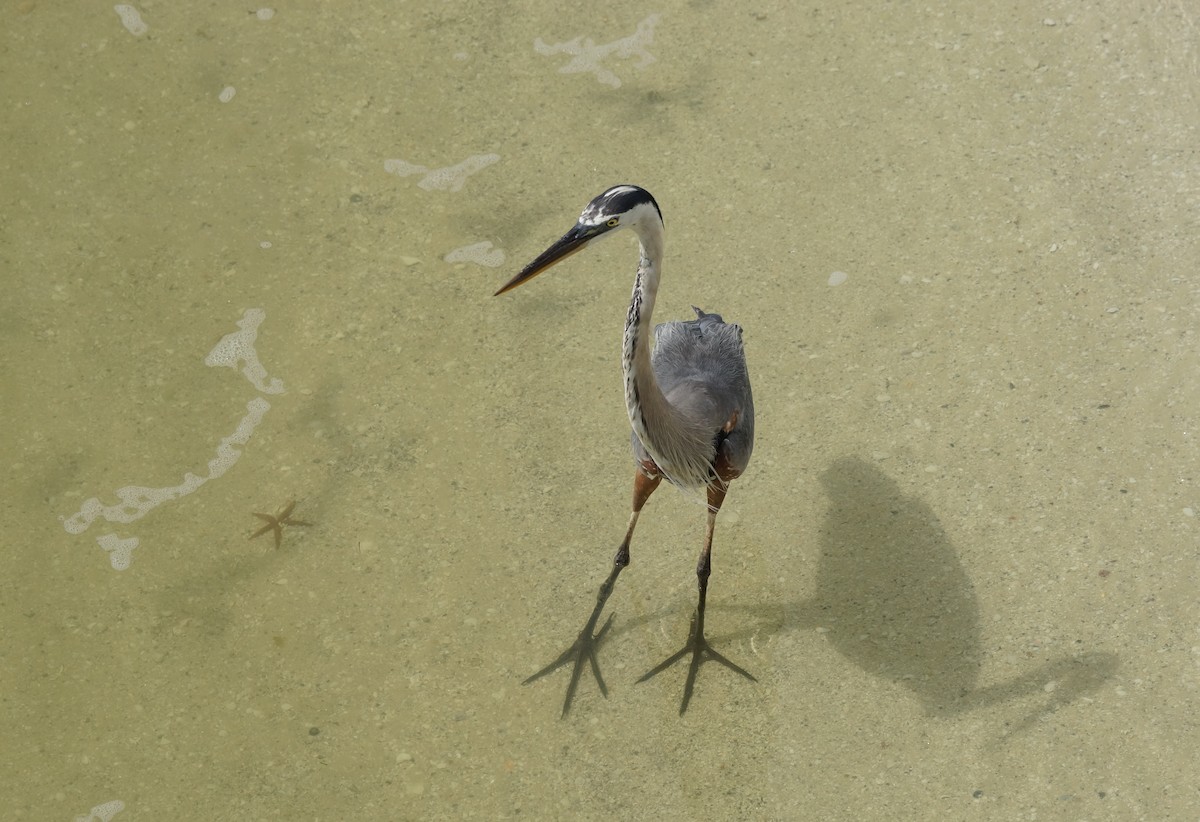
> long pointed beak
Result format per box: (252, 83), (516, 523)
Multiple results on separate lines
(494, 225), (594, 296)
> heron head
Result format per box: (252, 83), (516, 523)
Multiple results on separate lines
(494, 185), (662, 296)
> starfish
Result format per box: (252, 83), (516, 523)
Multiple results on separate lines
(248, 500), (312, 549)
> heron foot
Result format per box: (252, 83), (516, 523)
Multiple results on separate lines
(522, 612), (616, 718)
(636, 609), (756, 715)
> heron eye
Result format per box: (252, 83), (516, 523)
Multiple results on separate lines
(606, 218), (619, 227)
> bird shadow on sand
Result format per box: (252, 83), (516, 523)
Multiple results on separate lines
(720, 456), (1119, 742)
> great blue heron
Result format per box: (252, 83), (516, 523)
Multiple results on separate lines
(495, 184), (755, 715)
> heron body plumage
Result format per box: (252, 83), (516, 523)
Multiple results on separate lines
(634, 308), (755, 490)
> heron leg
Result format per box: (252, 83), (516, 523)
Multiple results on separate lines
(636, 481), (756, 715)
(523, 469), (661, 717)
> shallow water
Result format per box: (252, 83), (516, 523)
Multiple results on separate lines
(3, 2), (1198, 819)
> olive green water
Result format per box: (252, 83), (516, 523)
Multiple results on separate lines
(3, 2), (1198, 819)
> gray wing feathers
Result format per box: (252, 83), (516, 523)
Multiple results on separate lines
(633, 308), (755, 477)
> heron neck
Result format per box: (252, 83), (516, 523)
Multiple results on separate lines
(623, 233), (672, 467)
(620, 222), (716, 488)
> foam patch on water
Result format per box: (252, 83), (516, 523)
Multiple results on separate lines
(61, 309), (284, 568)
(444, 241), (505, 268)
(74, 799), (125, 822)
(204, 308), (285, 394)
(534, 14), (660, 88)
(63, 397), (272, 537)
(95, 535), (138, 571)
(383, 154), (500, 192)
(113, 5), (147, 36)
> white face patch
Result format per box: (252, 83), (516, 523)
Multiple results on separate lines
(578, 209), (610, 227)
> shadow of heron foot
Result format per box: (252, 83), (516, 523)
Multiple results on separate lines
(636, 610), (756, 715)
(522, 612), (616, 718)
